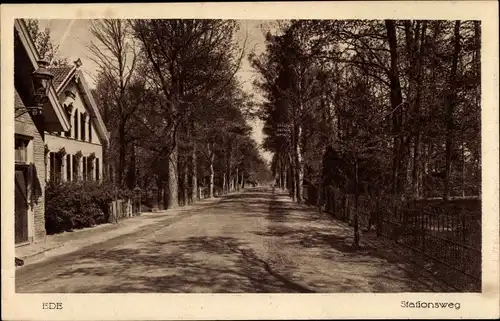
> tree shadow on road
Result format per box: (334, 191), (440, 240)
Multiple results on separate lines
(16, 187), (452, 293)
(260, 191), (453, 292)
(18, 236), (315, 293)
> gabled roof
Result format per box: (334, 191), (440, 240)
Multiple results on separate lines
(49, 65), (74, 90)
(48, 63), (109, 145)
(14, 19), (70, 132)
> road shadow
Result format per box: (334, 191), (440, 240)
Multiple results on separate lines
(16, 187), (451, 293)
(215, 189), (273, 218)
(17, 235), (315, 293)
(261, 190), (453, 292)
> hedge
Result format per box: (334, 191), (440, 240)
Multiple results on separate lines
(45, 180), (133, 234)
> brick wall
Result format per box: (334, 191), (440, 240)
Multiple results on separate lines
(15, 110), (47, 243)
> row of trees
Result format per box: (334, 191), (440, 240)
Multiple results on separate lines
(252, 20), (481, 246)
(29, 19), (271, 208)
(90, 19), (272, 207)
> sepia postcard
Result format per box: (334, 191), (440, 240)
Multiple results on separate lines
(1, 1), (499, 320)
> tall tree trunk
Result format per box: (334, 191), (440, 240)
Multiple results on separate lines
(278, 157), (283, 188)
(191, 143), (198, 202)
(289, 155), (296, 201)
(317, 146), (326, 214)
(422, 142), (429, 197)
(412, 21), (427, 198)
(208, 143), (215, 198)
(283, 165), (287, 190)
(126, 144), (136, 189)
(225, 145), (232, 193)
(415, 21), (427, 198)
(385, 20), (405, 195)
(461, 130), (466, 196)
(406, 20), (427, 199)
(294, 124), (304, 203)
(183, 160), (189, 206)
(473, 21), (481, 191)
(168, 146), (179, 209)
(118, 122), (126, 187)
(235, 167), (239, 191)
(444, 21), (461, 200)
(353, 155), (360, 248)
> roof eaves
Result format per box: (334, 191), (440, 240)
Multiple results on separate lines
(14, 19), (70, 131)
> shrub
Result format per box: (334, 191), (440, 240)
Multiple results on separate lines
(45, 180), (132, 234)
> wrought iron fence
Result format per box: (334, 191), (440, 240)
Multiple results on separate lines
(303, 184), (481, 291)
(377, 197), (481, 291)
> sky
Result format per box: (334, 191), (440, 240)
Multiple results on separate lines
(38, 19), (273, 163)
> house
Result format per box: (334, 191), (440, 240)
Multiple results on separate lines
(45, 60), (109, 183)
(14, 19), (71, 245)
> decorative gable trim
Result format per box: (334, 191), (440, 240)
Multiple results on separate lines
(56, 68), (109, 145)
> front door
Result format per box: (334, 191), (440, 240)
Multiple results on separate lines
(15, 168), (29, 244)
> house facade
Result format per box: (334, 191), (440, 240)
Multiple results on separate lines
(14, 19), (71, 245)
(45, 61), (109, 183)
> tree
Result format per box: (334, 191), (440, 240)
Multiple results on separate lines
(25, 19), (68, 65)
(131, 19), (246, 207)
(81, 19), (269, 208)
(89, 19), (139, 189)
(252, 19), (481, 248)
(443, 21), (462, 200)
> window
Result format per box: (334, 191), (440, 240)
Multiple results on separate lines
(49, 152), (62, 182)
(74, 112), (79, 140)
(82, 157), (87, 181)
(80, 113), (85, 141)
(88, 120), (92, 142)
(87, 158), (93, 181)
(72, 156), (79, 181)
(15, 138), (28, 163)
(96, 158), (100, 181)
(66, 154), (72, 181)
(56, 155), (62, 182)
(49, 152), (55, 181)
